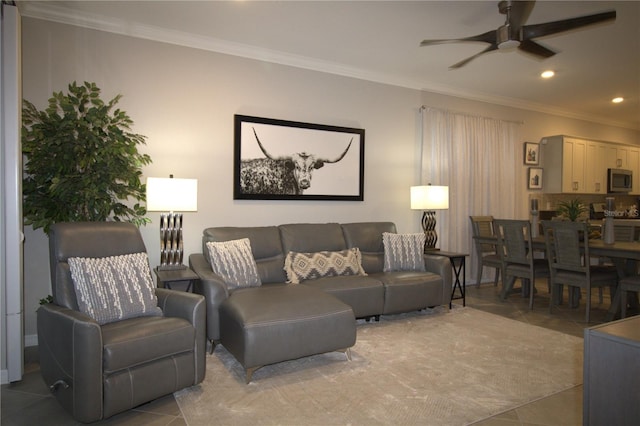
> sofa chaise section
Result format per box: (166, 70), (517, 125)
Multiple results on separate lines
(191, 226), (285, 343)
(219, 284), (356, 383)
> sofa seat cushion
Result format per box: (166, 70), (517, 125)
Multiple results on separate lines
(370, 271), (444, 314)
(102, 316), (195, 373)
(302, 275), (385, 318)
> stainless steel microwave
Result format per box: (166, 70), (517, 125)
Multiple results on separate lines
(608, 168), (633, 192)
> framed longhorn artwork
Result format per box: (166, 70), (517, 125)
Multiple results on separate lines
(234, 114), (365, 201)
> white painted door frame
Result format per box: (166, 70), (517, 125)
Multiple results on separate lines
(1, 2), (24, 384)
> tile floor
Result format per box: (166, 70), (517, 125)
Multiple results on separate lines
(467, 280), (616, 426)
(2, 280), (635, 426)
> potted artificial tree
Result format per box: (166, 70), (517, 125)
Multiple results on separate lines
(22, 81), (151, 233)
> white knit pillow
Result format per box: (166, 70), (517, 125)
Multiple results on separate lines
(68, 252), (162, 325)
(382, 232), (426, 272)
(206, 238), (262, 290)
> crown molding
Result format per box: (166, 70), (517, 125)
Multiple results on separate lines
(19, 2), (637, 131)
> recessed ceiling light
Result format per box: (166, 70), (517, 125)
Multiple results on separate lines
(612, 97), (624, 104)
(540, 70), (555, 79)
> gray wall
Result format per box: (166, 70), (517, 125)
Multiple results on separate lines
(19, 17), (640, 343)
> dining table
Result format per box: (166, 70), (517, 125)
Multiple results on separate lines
(473, 235), (640, 321)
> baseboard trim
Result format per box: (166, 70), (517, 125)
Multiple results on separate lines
(25, 334), (38, 347)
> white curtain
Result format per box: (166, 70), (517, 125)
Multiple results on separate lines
(421, 107), (525, 284)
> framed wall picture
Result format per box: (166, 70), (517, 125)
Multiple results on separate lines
(528, 167), (543, 189)
(234, 114), (365, 201)
(524, 142), (539, 165)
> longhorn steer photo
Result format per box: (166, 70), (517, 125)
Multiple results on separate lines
(240, 128), (353, 195)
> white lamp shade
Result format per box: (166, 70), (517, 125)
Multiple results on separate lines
(411, 185), (449, 210)
(146, 177), (198, 212)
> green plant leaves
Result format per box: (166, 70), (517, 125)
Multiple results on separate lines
(22, 81), (152, 233)
(556, 199), (588, 222)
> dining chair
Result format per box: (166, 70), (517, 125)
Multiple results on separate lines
(614, 224), (636, 242)
(469, 216), (501, 287)
(495, 219), (550, 309)
(617, 275), (640, 318)
(597, 224), (636, 302)
(541, 220), (618, 323)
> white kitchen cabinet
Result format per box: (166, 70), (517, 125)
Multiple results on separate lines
(542, 135), (587, 193)
(605, 145), (632, 169)
(542, 135), (640, 194)
(586, 141), (607, 194)
(602, 144), (639, 194)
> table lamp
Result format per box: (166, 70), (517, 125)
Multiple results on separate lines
(411, 184), (449, 250)
(146, 175), (198, 270)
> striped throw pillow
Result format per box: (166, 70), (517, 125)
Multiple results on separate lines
(206, 238), (262, 290)
(382, 232), (426, 272)
(68, 252), (162, 325)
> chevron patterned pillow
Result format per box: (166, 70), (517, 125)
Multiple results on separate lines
(68, 252), (162, 325)
(382, 232), (426, 272)
(284, 248), (367, 284)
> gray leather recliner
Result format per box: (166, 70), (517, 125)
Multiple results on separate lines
(37, 222), (206, 423)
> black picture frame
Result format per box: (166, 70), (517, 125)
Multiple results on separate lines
(234, 115), (365, 201)
(528, 167), (543, 189)
(524, 142), (540, 165)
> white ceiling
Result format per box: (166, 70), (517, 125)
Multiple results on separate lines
(19, 1), (640, 130)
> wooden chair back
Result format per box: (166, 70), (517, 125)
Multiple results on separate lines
(470, 216), (497, 254)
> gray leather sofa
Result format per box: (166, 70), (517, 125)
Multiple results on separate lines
(189, 222), (452, 346)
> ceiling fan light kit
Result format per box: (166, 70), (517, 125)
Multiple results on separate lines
(420, 0), (616, 69)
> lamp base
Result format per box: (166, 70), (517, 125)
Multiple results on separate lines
(421, 210), (438, 249)
(159, 212), (185, 269)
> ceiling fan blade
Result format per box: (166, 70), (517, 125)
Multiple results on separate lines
(420, 29), (496, 47)
(450, 45), (498, 69)
(507, 0), (536, 29)
(518, 39), (556, 58)
(523, 10), (616, 39)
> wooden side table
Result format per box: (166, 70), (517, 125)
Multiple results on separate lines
(153, 266), (199, 292)
(426, 250), (468, 308)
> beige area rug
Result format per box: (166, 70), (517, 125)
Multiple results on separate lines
(175, 306), (583, 425)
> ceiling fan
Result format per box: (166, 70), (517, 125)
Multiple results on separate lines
(420, 0), (616, 69)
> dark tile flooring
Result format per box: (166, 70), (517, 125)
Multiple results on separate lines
(2, 280), (636, 425)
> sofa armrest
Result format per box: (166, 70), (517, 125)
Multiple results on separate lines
(156, 288), (206, 383)
(424, 254), (453, 304)
(189, 253), (230, 342)
(37, 304), (103, 423)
